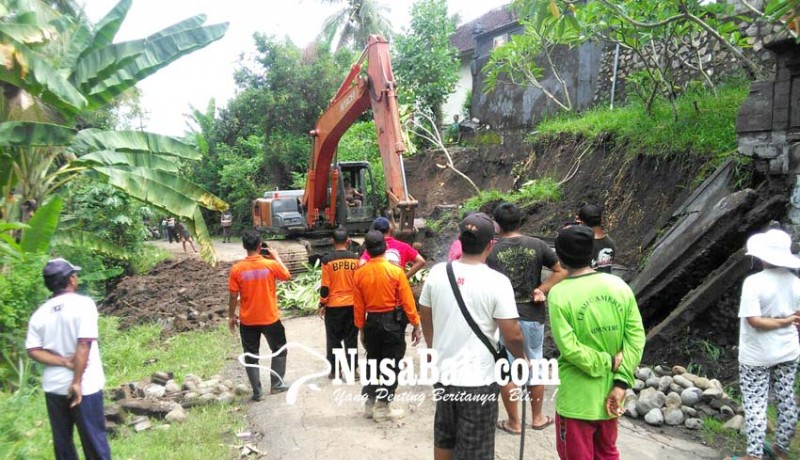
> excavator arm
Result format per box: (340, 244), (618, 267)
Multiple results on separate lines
(302, 35), (417, 238)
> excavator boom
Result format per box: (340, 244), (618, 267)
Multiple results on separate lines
(302, 35), (417, 238)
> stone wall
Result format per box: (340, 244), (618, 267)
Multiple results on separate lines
(593, 16), (782, 106)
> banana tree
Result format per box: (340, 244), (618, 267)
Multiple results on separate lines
(0, 121), (227, 262)
(0, 0), (229, 263)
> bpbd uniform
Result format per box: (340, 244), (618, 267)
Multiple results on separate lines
(320, 250), (360, 371)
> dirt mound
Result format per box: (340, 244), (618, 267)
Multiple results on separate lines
(101, 258), (233, 334)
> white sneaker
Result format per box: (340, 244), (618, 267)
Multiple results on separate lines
(364, 399), (375, 419)
(372, 401), (404, 422)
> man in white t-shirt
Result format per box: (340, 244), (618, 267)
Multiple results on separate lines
(728, 229), (800, 460)
(26, 258), (110, 460)
(420, 212), (524, 460)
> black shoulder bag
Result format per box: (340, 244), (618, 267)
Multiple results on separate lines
(445, 262), (510, 380)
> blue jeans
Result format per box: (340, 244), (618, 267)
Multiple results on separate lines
(501, 320), (545, 384)
(45, 390), (111, 460)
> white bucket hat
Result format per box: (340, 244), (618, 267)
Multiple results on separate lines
(745, 229), (800, 269)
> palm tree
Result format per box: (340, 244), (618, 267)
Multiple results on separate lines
(0, 0), (229, 262)
(318, 0), (394, 50)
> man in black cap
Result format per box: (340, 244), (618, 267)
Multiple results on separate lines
(548, 225), (644, 459)
(26, 258), (111, 460)
(420, 212), (524, 460)
(576, 204), (616, 274)
(353, 230), (421, 422)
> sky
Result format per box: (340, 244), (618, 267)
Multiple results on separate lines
(82, 0), (509, 136)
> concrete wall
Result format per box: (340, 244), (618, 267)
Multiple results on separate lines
(442, 60), (472, 122)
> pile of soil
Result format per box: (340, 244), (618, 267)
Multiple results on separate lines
(101, 258), (233, 335)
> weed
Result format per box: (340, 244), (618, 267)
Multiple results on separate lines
(699, 340), (722, 362)
(464, 178), (562, 212)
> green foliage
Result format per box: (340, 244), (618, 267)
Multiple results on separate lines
(464, 178), (562, 211)
(393, 0), (459, 118)
(338, 120), (387, 209)
(469, 131), (503, 146)
(278, 261), (321, 312)
(483, 0), (582, 111)
(534, 81), (748, 161)
(318, 0), (394, 51)
(0, 317), (241, 459)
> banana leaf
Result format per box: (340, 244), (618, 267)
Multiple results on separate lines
(0, 121), (76, 146)
(20, 194), (62, 253)
(82, 22), (228, 106)
(183, 206), (216, 265)
(148, 14), (208, 41)
(73, 150), (180, 172)
(51, 229), (133, 260)
(69, 129), (199, 159)
(0, 39), (87, 114)
(77, 267), (124, 282)
(84, 0), (132, 55)
(70, 39), (142, 89)
(0, 23), (54, 44)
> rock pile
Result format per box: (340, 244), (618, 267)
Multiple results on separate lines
(104, 371), (249, 435)
(624, 365), (743, 432)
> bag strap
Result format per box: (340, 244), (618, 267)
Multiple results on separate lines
(446, 262), (501, 361)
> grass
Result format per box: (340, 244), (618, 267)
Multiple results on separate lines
(129, 245), (172, 275)
(534, 81), (749, 160)
(0, 318), (243, 460)
(464, 177), (562, 211)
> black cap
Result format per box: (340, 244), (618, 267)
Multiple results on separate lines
(555, 225), (594, 268)
(459, 212), (494, 249)
(43, 258), (81, 278)
(578, 204), (603, 227)
(364, 230), (387, 256)
(371, 217), (391, 233)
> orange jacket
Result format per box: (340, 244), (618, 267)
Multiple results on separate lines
(320, 250), (359, 307)
(229, 255), (291, 326)
(353, 257), (419, 328)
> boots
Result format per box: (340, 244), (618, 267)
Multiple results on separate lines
(364, 398), (375, 418)
(245, 367), (264, 401)
(270, 356), (289, 394)
(372, 400), (404, 422)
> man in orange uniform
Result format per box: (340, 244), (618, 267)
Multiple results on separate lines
(354, 230), (422, 422)
(318, 227), (360, 379)
(228, 230), (292, 401)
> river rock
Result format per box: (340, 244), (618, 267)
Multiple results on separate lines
(658, 376), (673, 393)
(216, 384), (230, 394)
(164, 382), (181, 395)
(681, 387), (703, 406)
(708, 379), (723, 390)
(234, 384), (249, 396)
(696, 403), (717, 417)
(673, 375), (694, 389)
(645, 377), (660, 389)
(182, 381), (198, 392)
(664, 407), (685, 426)
(665, 392), (682, 408)
(224, 379), (235, 389)
(199, 393), (216, 402)
(681, 406), (698, 417)
(217, 392), (234, 404)
(669, 383), (683, 394)
(695, 377), (711, 390)
(672, 365), (687, 375)
(682, 373), (699, 386)
(144, 384), (166, 399)
(654, 365), (673, 376)
(165, 407), (188, 423)
(636, 388), (667, 414)
(685, 418), (704, 430)
(134, 419), (152, 432)
(723, 414), (744, 430)
(636, 367), (654, 381)
(710, 398), (736, 411)
(184, 392), (199, 400)
(720, 405), (735, 417)
(702, 387), (723, 401)
(624, 400), (639, 418)
(633, 379), (645, 391)
(644, 408), (664, 426)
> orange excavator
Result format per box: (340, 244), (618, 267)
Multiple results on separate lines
(252, 35), (418, 264)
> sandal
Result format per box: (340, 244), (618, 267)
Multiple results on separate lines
(496, 420), (521, 435)
(531, 415), (554, 430)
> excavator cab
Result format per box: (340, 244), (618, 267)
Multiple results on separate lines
(335, 161), (377, 233)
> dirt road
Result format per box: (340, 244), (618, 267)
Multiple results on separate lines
(150, 239), (720, 459)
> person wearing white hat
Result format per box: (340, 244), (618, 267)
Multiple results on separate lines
(726, 229), (800, 460)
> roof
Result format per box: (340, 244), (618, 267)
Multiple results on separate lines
(450, 4), (517, 54)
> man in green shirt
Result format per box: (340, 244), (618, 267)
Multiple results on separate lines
(548, 225), (645, 459)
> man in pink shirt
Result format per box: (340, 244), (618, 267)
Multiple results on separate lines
(360, 217), (425, 278)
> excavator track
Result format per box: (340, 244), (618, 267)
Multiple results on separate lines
(262, 240), (313, 275)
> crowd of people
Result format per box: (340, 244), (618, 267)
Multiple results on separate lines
(23, 201), (800, 460)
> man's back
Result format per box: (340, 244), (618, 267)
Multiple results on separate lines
(360, 236), (418, 269)
(229, 256), (291, 326)
(420, 261), (517, 386)
(548, 272), (644, 420)
(321, 250), (359, 307)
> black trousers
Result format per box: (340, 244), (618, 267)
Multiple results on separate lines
(362, 311), (407, 402)
(222, 226), (231, 242)
(240, 321), (287, 365)
(324, 306), (358, 371)
(167, 227), (177, 243)
(45, 391), (111, 460)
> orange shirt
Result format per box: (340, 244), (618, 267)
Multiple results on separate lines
(229, 255), (291, 326)
(320, 250), (359, 307)
(353, 257), (419, 329)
